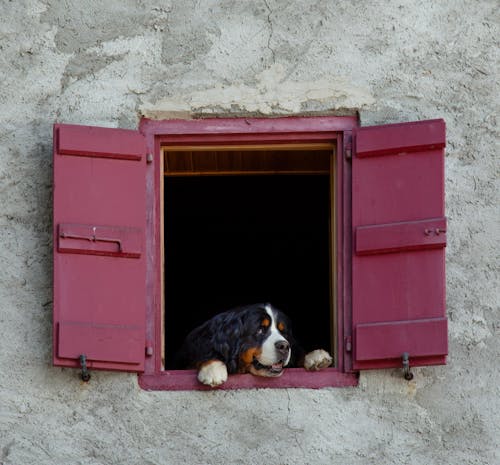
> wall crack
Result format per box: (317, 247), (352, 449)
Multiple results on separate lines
(263, 0), (276, 63)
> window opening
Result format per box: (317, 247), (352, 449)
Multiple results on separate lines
(53, 116), (446, 389)
(162, 145), (336, 370)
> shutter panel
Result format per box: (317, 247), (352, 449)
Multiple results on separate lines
(352, 119), (447, 370)
(53, 124), (147, 372)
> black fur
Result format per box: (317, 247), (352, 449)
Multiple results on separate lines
(174, 303), (303, 373)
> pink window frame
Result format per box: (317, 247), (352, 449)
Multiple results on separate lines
(138, 116), (359, 390)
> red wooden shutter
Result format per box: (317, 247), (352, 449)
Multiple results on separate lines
(53, 124), (147, 372)
(352, 119), (447, 370)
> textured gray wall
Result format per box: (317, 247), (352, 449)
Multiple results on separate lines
(1, 1), (498, 464)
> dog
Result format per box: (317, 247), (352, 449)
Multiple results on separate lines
(174, 303), (333, 387)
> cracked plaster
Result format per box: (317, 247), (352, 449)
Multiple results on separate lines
(0, 1), (499, 464)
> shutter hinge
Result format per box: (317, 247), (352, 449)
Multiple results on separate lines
(345, 336), (352, 352)
(344, 132), (353, 161)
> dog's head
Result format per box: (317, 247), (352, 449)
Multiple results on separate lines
(231, 303), (293, 377)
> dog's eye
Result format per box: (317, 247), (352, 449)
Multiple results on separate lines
(257, 318), (270, 336)
(256, 327), (266, 336)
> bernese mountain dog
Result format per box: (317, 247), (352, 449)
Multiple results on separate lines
(175, 303), (333, 387)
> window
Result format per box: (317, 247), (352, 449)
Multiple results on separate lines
(163, 151), (333, 370)
(53, 116), (448, 390)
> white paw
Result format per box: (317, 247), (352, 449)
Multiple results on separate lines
(304, 349), (333, 371)
(198, 360), (228, 387)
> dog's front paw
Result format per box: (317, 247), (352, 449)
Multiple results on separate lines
(198, 360), (228, 387)
(304, 349), (333, 371)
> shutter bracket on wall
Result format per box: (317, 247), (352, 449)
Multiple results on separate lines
(79, 354), (91, 382)
(402, 352), (414, 381)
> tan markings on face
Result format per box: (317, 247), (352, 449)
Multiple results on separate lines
(278, 322), (285, 332)
(262, 318), (270, 328)
(239, 347), (262, 372)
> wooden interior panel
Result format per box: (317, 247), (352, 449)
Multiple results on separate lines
(163, 145), (333, 176)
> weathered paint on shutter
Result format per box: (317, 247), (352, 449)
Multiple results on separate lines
(352, 119), (448, 370)
(53, 124), (147, 372)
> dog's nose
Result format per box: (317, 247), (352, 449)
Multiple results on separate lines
(275, 340), (290, 355)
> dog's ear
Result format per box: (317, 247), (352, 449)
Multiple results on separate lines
(174, 311), (243, 371)
(208, 311), (245, 374)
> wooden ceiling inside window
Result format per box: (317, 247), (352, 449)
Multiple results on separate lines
(163, 144), (334, 176)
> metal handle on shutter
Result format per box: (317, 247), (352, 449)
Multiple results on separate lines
(60, 231), (123, 252)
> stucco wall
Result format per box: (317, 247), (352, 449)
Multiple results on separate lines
(1, 1), (498, 464)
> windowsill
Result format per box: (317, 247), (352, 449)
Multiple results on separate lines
(138, 368), (359, 391)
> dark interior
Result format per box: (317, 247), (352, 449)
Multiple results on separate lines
(164, 174), (332, 369)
